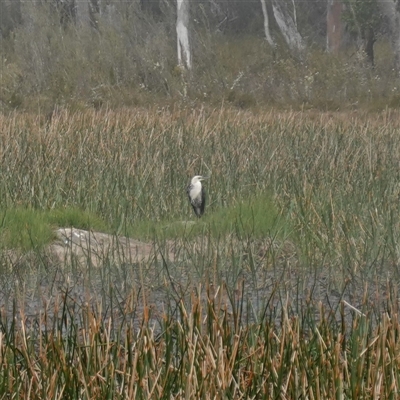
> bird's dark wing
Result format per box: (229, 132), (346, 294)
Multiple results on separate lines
(199, 187), (206, 216)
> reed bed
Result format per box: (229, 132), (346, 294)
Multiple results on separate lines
(1, 283), (400, 399)
(1, 107), (400, 271)
(1, 107), (400, 397)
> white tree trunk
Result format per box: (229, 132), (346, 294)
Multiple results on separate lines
(271, 0), (304, 51)
(176, 0), (191, 70)
(379, 0), (400, 71)
(291, 0), (297, 29)
(76, 0), (90, 26)
(260, 0), (276, 47)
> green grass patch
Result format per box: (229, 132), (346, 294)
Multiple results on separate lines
(0, 208), (54, 251)
(207, 193), (284, 238)
(125, 193), (284, 241)
(48, 207), (108, 232)
(0, 206), (108, 251)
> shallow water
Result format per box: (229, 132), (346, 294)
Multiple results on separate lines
(1, 247), (397, 338)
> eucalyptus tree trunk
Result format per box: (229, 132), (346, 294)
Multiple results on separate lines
(326, 0), (343, 53)
(379, 0), (400, 71)
(76, 0), (90, 25)
(260, 0), (275, 47)
(176, 0), (191, 69)
(271, 0), (304, 51)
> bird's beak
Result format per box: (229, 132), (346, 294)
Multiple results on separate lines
(200, 176), (210, 181)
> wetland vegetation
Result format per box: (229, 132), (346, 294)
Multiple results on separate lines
(1, 108), (400, 398)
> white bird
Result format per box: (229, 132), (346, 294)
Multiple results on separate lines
(187, 175), (209, 218)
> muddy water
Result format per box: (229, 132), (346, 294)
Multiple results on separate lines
(0, 229), (398, 335)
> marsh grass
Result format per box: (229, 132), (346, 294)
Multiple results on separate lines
(1, 282), (400, 398)
(1, 108), (400, 397)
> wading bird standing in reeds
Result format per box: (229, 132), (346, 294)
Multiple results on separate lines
(187, 175), (209, 217)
